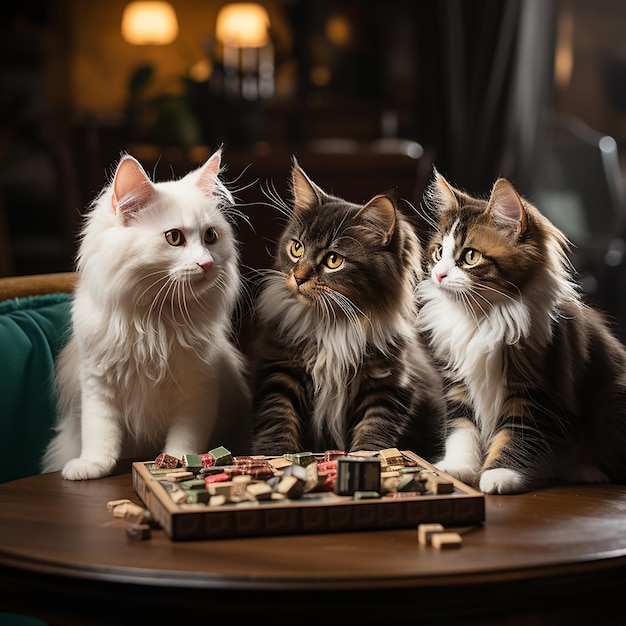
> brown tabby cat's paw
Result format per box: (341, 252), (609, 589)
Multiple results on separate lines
(61, 457), (116, 481)
(479, 468), (526, 494)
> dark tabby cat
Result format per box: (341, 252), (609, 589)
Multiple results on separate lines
(250, 159), (446, 458)
(418, 170), (626, 494)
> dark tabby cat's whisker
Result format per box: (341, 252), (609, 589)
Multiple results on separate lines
(326, 289), (368, 331)
(261, 179), (291, 214)
(223, 162), (255, 193)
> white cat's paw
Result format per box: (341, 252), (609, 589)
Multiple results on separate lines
(434, 460), (479, 486)
(61, 457), (116, 481)
(479, 468), (526, 494)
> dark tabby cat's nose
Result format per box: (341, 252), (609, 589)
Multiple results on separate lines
(293, 266), (311, 286)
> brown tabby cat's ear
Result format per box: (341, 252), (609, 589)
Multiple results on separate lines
(195, 149), (222, 196)
(111, 155), (155, 223)
(488, 178), (528, 235)
(428, 168), (458, 211)
(291, 157), (323, 209)
(357, 194), (397, 246)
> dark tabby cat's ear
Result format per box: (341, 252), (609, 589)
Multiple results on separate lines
(111, 155), (155, 223)
(357, 194), (397, 246)
(487, 178), (528, 235)
(194, 150), (222, 197)
(291, 158), (323, 209)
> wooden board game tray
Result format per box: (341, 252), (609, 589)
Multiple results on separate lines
(132, 451), (485, 541)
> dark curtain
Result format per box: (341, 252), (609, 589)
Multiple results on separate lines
(415, 0), (558, 196)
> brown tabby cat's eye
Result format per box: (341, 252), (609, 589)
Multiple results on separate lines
(463, 248), (481, 265)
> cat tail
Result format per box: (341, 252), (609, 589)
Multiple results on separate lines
(211, 344), (253, 455)
(40, 338), (82, 473)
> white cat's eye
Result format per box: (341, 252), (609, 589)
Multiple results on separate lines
(324, 252), (344, 269)
(165, 229), (185, 246)
(289, 240), (304, 259)
(433, 245), (443, 261)
(463, 248), (482, 265)
(204, 227), (218, 244)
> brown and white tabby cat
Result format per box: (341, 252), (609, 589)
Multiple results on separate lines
(418, 170), (626, 494)
(250, 159), (446, 458)
(42, 150), (251, 480)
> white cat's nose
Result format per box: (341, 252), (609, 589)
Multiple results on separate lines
(435, 270), (447, 283)
(198, 260), (213, 272)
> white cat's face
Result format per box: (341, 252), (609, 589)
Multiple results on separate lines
(78, 152), (241, 311)
(124, 183), (237, 294)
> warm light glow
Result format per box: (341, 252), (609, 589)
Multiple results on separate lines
(121, 2), (179, 45)
(216, 3), (270, 48)
(554, 8), (574, 91)
(189, 58), (212, 82)
(326, 14), (351, 47)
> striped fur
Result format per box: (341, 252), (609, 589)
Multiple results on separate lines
(250, 160), (446, 458)
(418, 172), (626, 494)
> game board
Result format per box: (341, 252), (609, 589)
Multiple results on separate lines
(132, 449), (485, 541)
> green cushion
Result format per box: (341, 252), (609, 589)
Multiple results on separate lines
(0, 293), (72, 483)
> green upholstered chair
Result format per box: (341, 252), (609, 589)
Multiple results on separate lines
(0, 273), (76, 483)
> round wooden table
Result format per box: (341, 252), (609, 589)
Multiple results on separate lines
(1, 469), (626, 624)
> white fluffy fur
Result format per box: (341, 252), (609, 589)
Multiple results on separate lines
(42, 151), (251, 480)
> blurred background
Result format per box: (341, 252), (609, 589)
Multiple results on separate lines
(2, 0), (626, 338)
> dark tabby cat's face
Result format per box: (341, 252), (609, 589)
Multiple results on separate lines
(274, 162), (411, 319)
(424, 173), (562, 311)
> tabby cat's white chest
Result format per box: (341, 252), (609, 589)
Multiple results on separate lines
(418, 286), (510, 430)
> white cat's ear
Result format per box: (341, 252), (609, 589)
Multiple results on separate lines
(291, 158), (322, 208)
(488, 178), (527, 235)
(111, 155), (155, 222)
(195, 150), (222, 196)
(358, 194), (397, 246)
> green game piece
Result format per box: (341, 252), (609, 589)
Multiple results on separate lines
(208, 446), (233, 466)
(182, 453), (203, 470)
(353, 490), (380, 500)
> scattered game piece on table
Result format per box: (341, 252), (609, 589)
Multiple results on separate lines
(132, 448), (485, 541)
(417, 522), (445, 546)
(430, 531), (463, 550)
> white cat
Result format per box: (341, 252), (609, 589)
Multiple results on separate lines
(42, 150), (251, 480)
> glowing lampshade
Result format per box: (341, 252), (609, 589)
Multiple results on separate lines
(121, 1), (179, 45)
(216, 3), (270, 48)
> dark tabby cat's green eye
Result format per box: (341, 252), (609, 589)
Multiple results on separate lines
(165, 229), (185, 246)
(433, 245), (443, 261)
(324, 252), (344, 269)
(204, 227), (218, 244)
(463, 248), (482, 265)
(289, 240), (304, 258)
